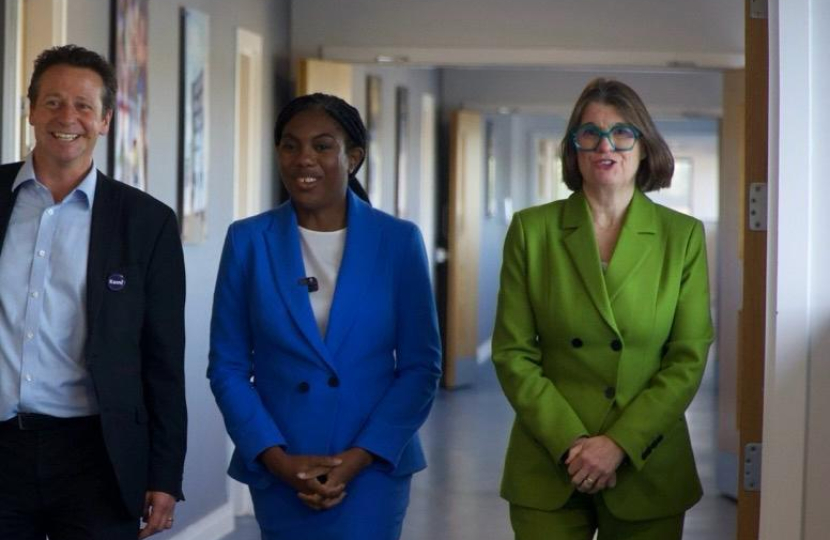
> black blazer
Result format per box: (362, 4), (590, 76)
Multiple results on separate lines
(0, 162), (187, 518)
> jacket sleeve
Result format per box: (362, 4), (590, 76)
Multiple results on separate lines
(604, 220), (714, 470)
(208, 225), (286, 476)
(492, 213), (589, 462)
(352, 224), (442, 469)
(141, 209), (187, 499)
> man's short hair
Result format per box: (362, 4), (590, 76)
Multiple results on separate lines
(27, 44), (117, 115)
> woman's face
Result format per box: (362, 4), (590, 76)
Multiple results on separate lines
(575, 101), (643, 193)
(277, 108), (363, 220)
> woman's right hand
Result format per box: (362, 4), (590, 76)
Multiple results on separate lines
(565, 436), (624, 494)
(258, 446), (346, 509)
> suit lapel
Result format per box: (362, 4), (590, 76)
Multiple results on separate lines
(324, 192), (381, 359)
(604, 190), (658, 303)
(86, 173), (121, 343)
(263, 203), (333, 368)
(561, 192), (618, 332)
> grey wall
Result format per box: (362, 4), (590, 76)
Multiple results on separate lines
(441, 67), (724, 120)
(63, 0), (291, 531)
(350, 65), (440, 225)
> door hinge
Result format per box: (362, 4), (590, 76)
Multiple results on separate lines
(748, 183), (768, 231)
(743, 442), (762, 492)
(750, 0), (768, 19)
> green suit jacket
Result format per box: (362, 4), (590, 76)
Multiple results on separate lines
(492, 189), (713, 521)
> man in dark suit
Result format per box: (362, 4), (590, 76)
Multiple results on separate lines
(0, 45), (186, 540)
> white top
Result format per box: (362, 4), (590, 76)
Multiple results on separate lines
(298, 226), (347, 337)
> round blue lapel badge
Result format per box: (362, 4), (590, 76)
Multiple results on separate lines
(107, 273), (126, 291)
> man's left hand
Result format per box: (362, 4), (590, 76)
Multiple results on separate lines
(138, 491), (177, 539)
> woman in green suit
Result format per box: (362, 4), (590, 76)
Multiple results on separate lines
(492, 78), (714, 540)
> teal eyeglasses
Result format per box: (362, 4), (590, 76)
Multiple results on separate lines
(571, 123), (642, 152)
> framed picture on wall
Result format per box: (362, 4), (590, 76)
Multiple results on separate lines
(178, 7), (210, 243)
(485, 120), (497, 217)
(365, 75), (382, 205)
(110, 0), (149, 190)
(394, 86), (409, 218)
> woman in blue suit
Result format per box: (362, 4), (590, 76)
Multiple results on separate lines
(208, 93), (442, 539)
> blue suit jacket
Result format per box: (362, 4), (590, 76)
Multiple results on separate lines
(208, 191), (442, 489)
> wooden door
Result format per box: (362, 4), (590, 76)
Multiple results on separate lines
(737, 0), (768, 537)
(296, 58), (352, 102)
(443, 110), (482, 388)
(716, 69), (744, 500)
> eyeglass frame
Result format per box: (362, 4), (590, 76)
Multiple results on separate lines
(570, 122), (643, 152)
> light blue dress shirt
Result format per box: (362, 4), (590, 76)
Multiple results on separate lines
(0, 156), (98, 420)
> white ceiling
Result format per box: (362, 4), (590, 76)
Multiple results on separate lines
(292, 0), (745, 70)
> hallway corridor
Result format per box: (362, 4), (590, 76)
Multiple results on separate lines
(220, 360), (735, 539)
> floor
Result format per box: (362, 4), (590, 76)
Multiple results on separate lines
(219, 360), (736, 540)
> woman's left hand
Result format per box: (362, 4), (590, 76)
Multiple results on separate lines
(566, 435), (625, 493)
(297, 448), (375, 510)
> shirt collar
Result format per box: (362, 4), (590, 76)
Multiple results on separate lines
(12, 154), (98, 207)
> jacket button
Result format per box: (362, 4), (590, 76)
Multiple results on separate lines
(604, 387), (616, 399)
(610, 339), (622, 351)
(571, 338), (583, 348)
(328, 376), (340, 388)
(297, 382), (310, 393)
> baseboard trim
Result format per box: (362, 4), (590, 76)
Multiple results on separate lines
(168, 502), (235, 540)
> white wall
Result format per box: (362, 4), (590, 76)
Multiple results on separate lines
(803, 0), (830, 536)
(804, 2), (830, 540)
(763, 0), (830, 538)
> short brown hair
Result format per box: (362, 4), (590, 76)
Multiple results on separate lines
(28, 44), (117, 115)
(559, 78), (673, 192)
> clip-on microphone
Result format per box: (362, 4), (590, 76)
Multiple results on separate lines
(297, 276), (319, 293)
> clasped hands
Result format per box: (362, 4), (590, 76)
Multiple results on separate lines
(260, 446), (374, 510)
(565, 435), (625, 495)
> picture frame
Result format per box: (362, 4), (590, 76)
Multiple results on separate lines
(485, 120), (497, 217)
(110, 0), (149, 190)
(365, 75), (382, 206)
(394, 86), (409, 218)
(178, 8), (210, 243)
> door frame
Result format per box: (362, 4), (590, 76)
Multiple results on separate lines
(757, 0), (830, 538)
(736, 1), (768, 536)
(233, 28), (263, 221)
(2, 0), (22, 162)
(227, 27), (265, 518)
